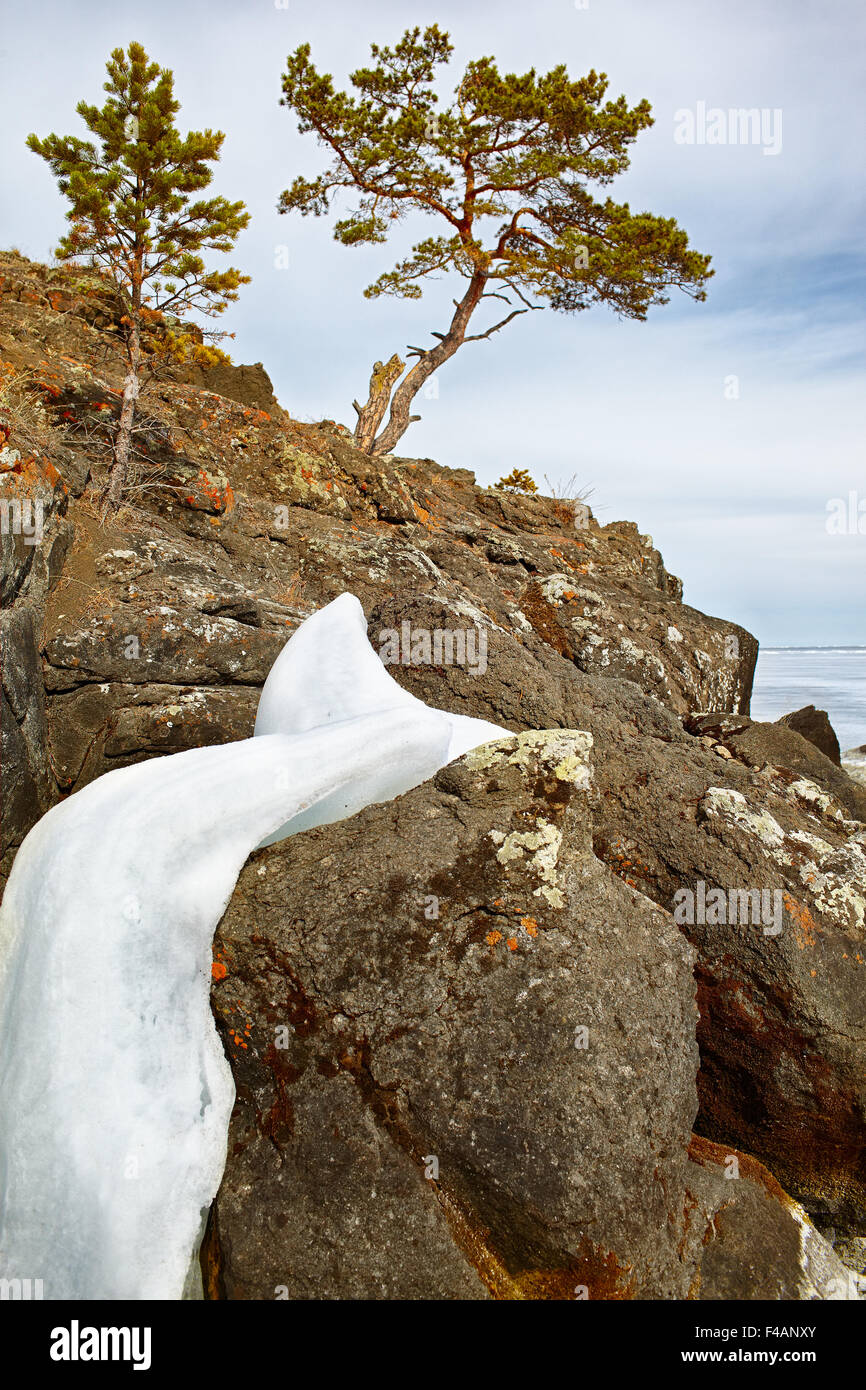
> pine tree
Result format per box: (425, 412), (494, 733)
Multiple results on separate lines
(28, 42), (250, 518)
(279, 26), (712, 456)
(497, 468), (538, 494)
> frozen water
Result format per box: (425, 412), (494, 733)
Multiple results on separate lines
(0, 595), (506, 1299)
(254, 593), (505, 841)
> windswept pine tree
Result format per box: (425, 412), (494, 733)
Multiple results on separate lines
(28, 42), (250, 517)
(279, 25), (712, 456)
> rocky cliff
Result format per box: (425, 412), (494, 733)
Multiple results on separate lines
(1, 249), (864, 1299)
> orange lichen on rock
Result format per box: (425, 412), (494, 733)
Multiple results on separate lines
(782, 892), (819, 949)
(212, 948), (229, 982)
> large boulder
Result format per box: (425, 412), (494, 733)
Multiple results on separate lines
(209, 731), (702, 1299)
(208, 728), (864, 1299)
(366, 594), (866, 1230)
(685, 1137), (862, 1300)
(778, 705), (842, 765)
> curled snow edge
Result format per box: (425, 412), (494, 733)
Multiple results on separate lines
(0, 594), (506, 1299)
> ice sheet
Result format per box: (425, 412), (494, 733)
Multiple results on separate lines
(0, 595), (506, 1298)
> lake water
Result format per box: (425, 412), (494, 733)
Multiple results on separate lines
(750, 647), (866, 757)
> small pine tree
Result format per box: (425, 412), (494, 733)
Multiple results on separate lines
(27, 42), (250, 518)
(497, 468), (538, 494)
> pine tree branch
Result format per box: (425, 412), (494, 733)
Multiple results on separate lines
(463, 307), (533, 342)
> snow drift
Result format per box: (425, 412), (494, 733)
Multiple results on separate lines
(0, 594), (505, 1299)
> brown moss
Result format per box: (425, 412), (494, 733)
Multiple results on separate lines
(518, 580), (571, 658)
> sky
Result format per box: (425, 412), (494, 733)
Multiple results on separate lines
(1, 0), (864, 644)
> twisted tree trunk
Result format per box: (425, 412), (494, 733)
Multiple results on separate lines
(352, 354), (405, 453)
(354, 270), (488, 457)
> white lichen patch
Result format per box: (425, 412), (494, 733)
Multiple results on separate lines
(399, 547), (444, 585)
(95, 548), (155, 583)
(449, 594), (504, 634)
(541, 575), (605, 612)
(702, 790), (866, 933)
(788, 777), (832, 811)
(571, 587), (605, 608)
(97, 549), (138, 564)
(786, 829), (833, 858)
(466, 728), (593, 789)
(629, 642), (666, 685)
(489, 819), (565, 908)
(539, 573), (577, 606)
(509, 608), (533, 634)
(801, 842), (866, 932)
(619, 636), (645, 664)
(701, 787), (786, 849)
(786, 776), (853, 826)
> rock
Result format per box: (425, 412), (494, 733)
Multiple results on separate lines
(685, 712), (866, 822)
(365, 597), (866, 1228)
(778, 705), (842, 765)
(515, 568), (756, 718)
(42, 603), (288, 692)
(34, 528), (306, 791)
(46, 683), (260, 791)
(0, 455), (71, 607)
(685, 1136), (862, 1300)
(209, 731), (702, 1299)
(0, 604), (52, 878)
(209, 1069), (490, 1301)
(1, 238), (760, 730)
(174, 361), (281, 417)
(2, 246), (864, 1291)
(842, 746), (866, 789)
(824, 1231), (866, 1277)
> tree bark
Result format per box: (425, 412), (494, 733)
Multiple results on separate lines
(103, 169), (144, 522)
(352, 354), (405, 453)
(102, 317), (141, 520)
(358, 271), (488, 457)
